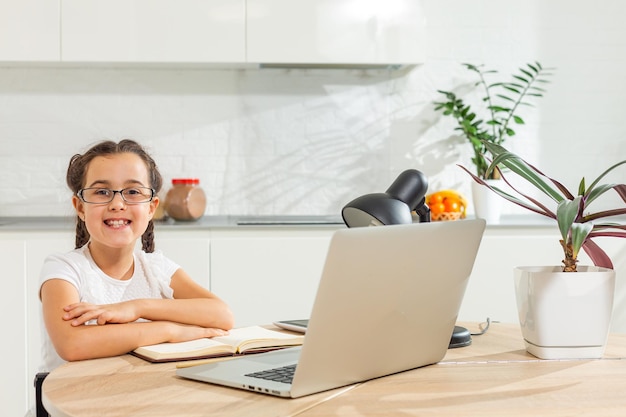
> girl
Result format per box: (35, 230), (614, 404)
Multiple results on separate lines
(39, 139), (234, 371)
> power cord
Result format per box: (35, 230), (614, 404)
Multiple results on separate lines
(470, 317), (496, 336)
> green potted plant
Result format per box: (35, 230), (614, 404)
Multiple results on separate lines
(434, 62), (552, 180)
(434, 62), (552, 222)
(460, 141), (626, 359)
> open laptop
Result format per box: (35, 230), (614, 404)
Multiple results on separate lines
(177, 219), (486, 398)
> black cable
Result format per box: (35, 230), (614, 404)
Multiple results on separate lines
(470, 317), (495, 336)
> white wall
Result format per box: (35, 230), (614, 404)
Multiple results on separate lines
(0, 0), (625, 218)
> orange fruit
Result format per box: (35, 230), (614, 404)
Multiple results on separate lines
(443, 198), (461, 213)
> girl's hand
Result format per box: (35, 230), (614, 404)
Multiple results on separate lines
(63, 301), (141, 326)
(167, 323), (229, 343)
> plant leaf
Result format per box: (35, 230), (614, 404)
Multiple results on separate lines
(570, 222), (593, 258)
(495, 94), (516, 103)
(498, 168), (557, 216)
(484, 143), (566, 203)
(589, 225), (626, 235)
(503, 86), (522, 94)
(586, 183), (619, 205)
(585, 160), (626, 199)
(513, 74), (529, 84)
(457, 165), (556, 218)
(577, 177), (586, 195)
(582, 239), (614, 269)
(615, 183), (626, 201)
(584, 207), (626, 222)
(489, 105), (511, 113)
(557, 198), (581, 242)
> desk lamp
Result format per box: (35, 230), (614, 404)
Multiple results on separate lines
(341, 169), (431, 227)
(341, 169), (471, 349)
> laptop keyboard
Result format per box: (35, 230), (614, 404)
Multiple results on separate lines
(245, 364), (297, 384)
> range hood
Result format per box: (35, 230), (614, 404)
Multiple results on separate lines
(258, 63), (408, 71)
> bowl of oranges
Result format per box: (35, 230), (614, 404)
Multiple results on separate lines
(425, 189), (467, 221)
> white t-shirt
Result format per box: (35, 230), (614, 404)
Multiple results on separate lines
(39, 244), (180, 371)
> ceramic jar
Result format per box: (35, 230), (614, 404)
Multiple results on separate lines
(164, 178), (206, 221)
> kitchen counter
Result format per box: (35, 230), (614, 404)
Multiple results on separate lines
(0, 215), (346, 231)
(0, 214), (565, 232)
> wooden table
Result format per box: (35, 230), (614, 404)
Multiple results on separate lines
(43, 322), (626, 417)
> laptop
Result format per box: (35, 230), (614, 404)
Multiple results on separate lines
(177, 219), (486, 398)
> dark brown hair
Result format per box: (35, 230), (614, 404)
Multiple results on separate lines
(66, 139), (163, 252)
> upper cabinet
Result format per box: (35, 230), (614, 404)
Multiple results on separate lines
(246, 0), (425, 64)
(61, 0), (246, 63)
(1, 0), (424, 65)
(0, 0), (60, 61)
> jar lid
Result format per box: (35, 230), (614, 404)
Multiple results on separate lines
(172, 178), (200, 185)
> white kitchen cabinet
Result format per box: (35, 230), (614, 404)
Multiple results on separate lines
(154, 229), (211, 289)
(0, 0), (60, 61)
(246, 0), (426, 64)
(61, 0), (246, 63)
(0, 235), (27, 417)
(0, 230), (73, 417)
(460, 228), (563, 325)
(5, 0), (425, 65)
(209, 228), (336, 327)
(23, 232), (74, 415)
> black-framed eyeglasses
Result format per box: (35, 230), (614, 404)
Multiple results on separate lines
(77, 187), (156, 204)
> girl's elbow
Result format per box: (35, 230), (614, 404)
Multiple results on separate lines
(53, 332), (105, 362)
(55, 342), (90, 362)
(221, 307), (235, 330)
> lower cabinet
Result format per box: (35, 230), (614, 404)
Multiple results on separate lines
(209, 228), (337, 327)
(459, 228), (564, 325)
(24, 231), (74, 416)
(1, 236), (28, 417)
(155, 230), (211, 289)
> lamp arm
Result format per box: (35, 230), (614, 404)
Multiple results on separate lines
(414, 197), (431, 223)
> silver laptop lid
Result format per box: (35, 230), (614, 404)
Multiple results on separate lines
(290, 220), (485, 397)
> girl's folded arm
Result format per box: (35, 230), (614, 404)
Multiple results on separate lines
(137, 267), (235, 330)
(41, 278), (228, 362)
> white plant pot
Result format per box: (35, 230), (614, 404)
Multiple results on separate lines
(471, 180), (503, 224)
(513, 265), (616, 359)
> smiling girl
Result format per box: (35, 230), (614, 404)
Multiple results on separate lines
(39, 139), (234, 371)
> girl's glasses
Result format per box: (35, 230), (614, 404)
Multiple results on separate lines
(78, 187), (155, 204)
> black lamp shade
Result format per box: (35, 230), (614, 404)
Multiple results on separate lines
(342, 193), (412, 227)
(342, 169), (430, 228)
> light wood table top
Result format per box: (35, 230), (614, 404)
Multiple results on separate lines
(43, 322), (626, 417)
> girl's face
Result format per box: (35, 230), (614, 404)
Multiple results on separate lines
(73, 152), (159, 251)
